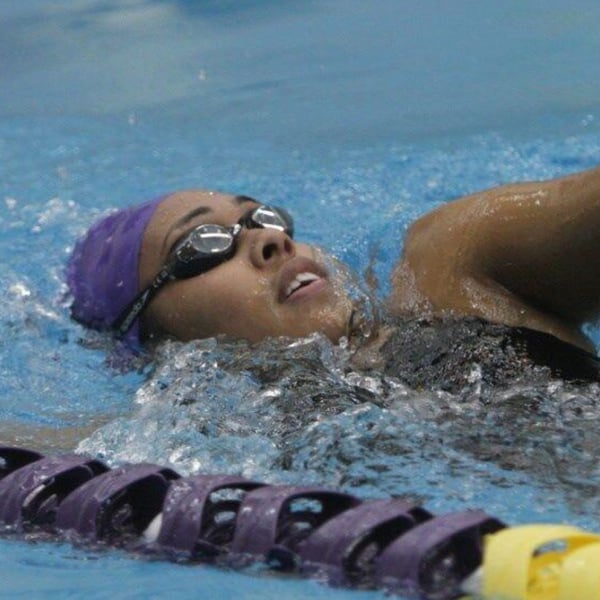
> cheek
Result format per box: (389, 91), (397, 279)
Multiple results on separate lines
(167, 264), (275, 339)
(150, 284), (213, 340)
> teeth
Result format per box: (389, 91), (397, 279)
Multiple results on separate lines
(286, 272), (320, 297)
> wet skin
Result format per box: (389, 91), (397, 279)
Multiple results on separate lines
(138, 191), (353, 343)
(391, 166), (600, 352)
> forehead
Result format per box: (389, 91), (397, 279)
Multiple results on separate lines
(149, 190), (258, 237)
(151, 190), (257, 230)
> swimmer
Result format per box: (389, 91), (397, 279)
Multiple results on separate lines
(67, 166), (600, 382)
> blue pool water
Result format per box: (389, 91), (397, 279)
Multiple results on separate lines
(2, 1), (600, 598)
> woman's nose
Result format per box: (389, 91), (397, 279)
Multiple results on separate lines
(246, 228), (295, 268)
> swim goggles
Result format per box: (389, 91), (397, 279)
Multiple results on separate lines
(113, 204), (294, 337)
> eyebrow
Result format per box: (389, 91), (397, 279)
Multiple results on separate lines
(160, 206), (210, 258)
(234, 195), (259, 205)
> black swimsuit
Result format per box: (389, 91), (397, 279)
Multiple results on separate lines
(379, 316), (600, 393)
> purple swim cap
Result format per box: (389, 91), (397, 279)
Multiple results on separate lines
(67, 196), (166, 347)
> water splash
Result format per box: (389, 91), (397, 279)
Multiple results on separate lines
(78, 331), (600, 529)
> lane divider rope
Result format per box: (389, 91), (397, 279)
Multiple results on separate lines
(0, 446), (597, 600)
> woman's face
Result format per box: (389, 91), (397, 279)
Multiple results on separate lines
(138, 191), (353, 343)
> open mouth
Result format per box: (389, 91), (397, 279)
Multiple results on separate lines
(278, 257), (329, 303)
(285, 271), (321, 298)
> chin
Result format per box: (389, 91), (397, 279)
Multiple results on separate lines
(323, 327), (347, 344)
(312, 311), (351, 344)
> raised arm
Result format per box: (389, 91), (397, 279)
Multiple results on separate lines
(389, 166), (600, 352)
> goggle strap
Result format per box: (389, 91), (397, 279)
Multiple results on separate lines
(113, 268), (173, 337)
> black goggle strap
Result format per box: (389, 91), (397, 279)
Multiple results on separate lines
(113, 267), (173, 337)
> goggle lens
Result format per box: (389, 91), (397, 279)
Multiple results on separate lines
(187, 225), (235, 256)
(245, 205), (293, 235)
(171, 205), (293, 277)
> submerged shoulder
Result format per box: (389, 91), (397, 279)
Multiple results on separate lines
(356, 316), (600, 393)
